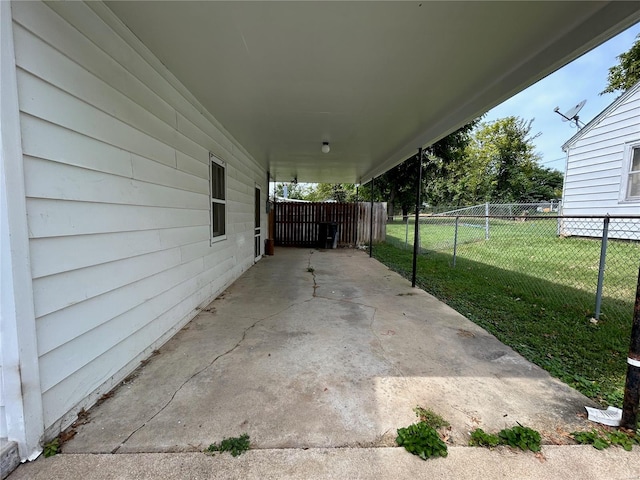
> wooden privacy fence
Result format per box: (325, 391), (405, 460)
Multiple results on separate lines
(356, 202), (386, 246)
(274, 202), (386, 247)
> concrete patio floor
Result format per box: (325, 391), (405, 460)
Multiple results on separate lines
(9, 248), (640, 479)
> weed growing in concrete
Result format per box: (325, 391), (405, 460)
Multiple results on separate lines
(396, 422), (448, 460)
(572, 429), (639, 451)
(206, 433), (250, 457)
(469, 428), (500, 447)
(498, 425), (541, 452)
(43, 439), (59, 458)
(469, 424), (541, 452)
(413, 406), (450, 429)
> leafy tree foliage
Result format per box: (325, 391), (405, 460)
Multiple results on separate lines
(461, 116), (553, 203)
(524, 165), (564, 201)
(305, 183), (358, 202)
(274, 182), (308, 200)
(423, 120), (479, 207)
(414, 116), (561, 206)
(601, 34), (640, 95)
(360, 120), (480, 219)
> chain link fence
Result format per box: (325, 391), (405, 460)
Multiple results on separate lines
(386, 203), (640, 325)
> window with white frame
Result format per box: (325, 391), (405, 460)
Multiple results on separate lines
(210, 153), (226, 240)
(621, 143), (640, 202)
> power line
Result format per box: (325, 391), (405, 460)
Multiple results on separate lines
(539, 156), (565, 166)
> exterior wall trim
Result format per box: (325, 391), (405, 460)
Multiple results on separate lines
(0, 0), (44, 461)
(619, 140), (640, 204)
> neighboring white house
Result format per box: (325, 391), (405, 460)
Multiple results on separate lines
(560, 81), (640, 240)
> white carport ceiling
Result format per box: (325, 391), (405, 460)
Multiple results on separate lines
(105, 1), (640, 184)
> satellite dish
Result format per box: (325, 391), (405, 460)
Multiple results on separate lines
(553, 99), (586, 128)
(562, 100), (586, 122)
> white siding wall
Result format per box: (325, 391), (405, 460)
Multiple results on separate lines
(11, 1), (266, 436)
(562, 87), (640, 216)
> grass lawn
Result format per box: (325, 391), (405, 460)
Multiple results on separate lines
(387, 218), (637, 306)
(375, 220), (640, 407)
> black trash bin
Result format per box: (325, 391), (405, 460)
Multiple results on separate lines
(318, 222), (339, 249)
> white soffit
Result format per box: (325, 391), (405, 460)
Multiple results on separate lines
(105, 1), (640, 183)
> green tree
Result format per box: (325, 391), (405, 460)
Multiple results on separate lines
(601, 34), (640, 95)
(523, 165), (564, 201)
(362, 120), (480, 219)
(305, 183), (358, 202)
(275, 182), (307, 200)
(424, 120), (479, 207)
(377, 159), (422, 220)
(463, 117), (542, 203)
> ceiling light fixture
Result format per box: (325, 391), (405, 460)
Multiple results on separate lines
(321, 141), (330, 154)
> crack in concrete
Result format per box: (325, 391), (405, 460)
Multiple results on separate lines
(111, 302), (301, 454)
(307, 250), (319, 297)
(309, 270), (406, 380)
(105, 443), (400, 455)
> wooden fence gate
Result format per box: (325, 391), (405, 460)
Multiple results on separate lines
(274, 202), (386, 248)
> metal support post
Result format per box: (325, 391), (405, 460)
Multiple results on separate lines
(411, 148), (423, 288)
(621, 265), (640, 429)
(354, 184), (359, 247)
(595, 216), (610, 319)
(273, 174), (277, 244)
(369, 177), (374, 258)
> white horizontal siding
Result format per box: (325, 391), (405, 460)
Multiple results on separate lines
(34, 256), (202, 353)
(559, 218), (640, 240)
(563, 84), (640, 217)
(562, 166), (620, 184)
(26, 199), (208, 238)
(563, 182), (620, 196)
(24, 156), (207, 209)
(571, 124), (639, 155)
(30, 226), (209, 279)
(565, 153), (623, 175)
(12, 1), (267, 434)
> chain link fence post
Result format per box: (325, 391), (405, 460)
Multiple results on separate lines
(404, 215), (409, 249)
(595, 215), (610, 320)
(485, 202), (490, 240)
(453, 216), (459, 267)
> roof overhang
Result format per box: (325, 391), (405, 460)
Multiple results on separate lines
(104, 1), (640, 183)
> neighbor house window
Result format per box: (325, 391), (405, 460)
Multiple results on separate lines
(210, 153), (226, 240)
(621, 144), (640, 202)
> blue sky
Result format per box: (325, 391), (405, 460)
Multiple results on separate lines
(483, 22), (640, 173)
